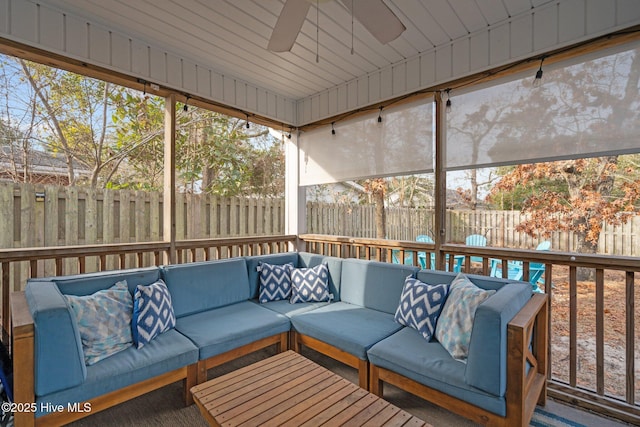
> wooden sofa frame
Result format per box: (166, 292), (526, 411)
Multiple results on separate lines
(369, 292), (548, 427)
(10, 291), (288, 427)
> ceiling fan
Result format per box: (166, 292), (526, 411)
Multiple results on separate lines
(268, 0), (406, 52)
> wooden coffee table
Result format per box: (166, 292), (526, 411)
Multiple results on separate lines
(191, 350), (429, 426)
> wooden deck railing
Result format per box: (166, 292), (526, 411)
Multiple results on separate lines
(0, 235), (296, 341)
(299, 234), (640, 425)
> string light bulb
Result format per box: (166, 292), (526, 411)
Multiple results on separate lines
(183, 96), (189, 112)
(246, 114), (250, 129)
(377, 106), (383, 123)
(533, 57), (545, 88)
(331, 122), (336, 135)
(445, 89), (452, 113)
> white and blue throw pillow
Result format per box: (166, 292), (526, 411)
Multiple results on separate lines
(132, 279), (176, 349)
(258, 262), (294, 303)
(435, 273), (496, 361)
(394, 276), (449, 341)
(64, 280), (133, 365)
(290, 263), (332, 303)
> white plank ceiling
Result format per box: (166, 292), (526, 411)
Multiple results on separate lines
(34, 0), (552, 101)
(6, 0), (640, 125)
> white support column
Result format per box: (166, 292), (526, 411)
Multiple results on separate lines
(285, 131), (306, 251)
(164, 94), (177, 263)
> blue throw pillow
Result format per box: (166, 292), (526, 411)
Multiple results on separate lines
(394, 276), (449, 341)
(64, 280), (133, 365)
(258, 262), (294, 303)
(290, 263), (332, 303)
(132, 279), (176, 349)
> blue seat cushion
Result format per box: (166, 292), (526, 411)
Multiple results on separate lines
(253, 299), (330, 318)
(367, 327), (506, 416)
(290, 302), (402, 359)
(175, 301), (290, 360)
(35, 329), (198, 416)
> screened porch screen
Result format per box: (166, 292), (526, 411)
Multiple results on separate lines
(446, 42), (640, 171)
(299, 98), (433, 186)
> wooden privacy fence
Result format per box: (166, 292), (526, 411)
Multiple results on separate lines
(1, 183), (638, 257)
(0, 182), (285, 249)
(306, 203), (640, 256)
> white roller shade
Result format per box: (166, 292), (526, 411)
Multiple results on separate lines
(299, 97), (433, 186)
(446, 42), (640, 171)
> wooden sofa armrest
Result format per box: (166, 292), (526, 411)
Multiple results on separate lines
(11, 291), (36, 427)
(506, 292), (548, 427)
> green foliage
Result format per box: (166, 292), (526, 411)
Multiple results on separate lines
(2, 54), (285, 196)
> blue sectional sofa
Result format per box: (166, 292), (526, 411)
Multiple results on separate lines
(11, 251), (547, 427)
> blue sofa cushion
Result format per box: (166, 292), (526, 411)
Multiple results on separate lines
(252, 299), (330, 317)
(290, 263), (332, 303)
(394, 276), (449, 341)
(367, 327), (506, 416)
(465, 281), (532, 397)
(64, 280), (134, 365)
(35, 329), (198, 417)
(340, 259), (419, 314)
(258, 262), (294, 303)
(245, 253), (300, 298)
(290, 302), (403, 359)
(161, 258), (251, 317)
(25, 282), (86, 397)
(175, 301), (290, 360)
(132, 279), (176, 349)
(33, 267), (162, 296)
(435, 274), (496, 361)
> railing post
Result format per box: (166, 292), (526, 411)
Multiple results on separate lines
(163, 94), (177, 264)
(434, 91), (447, 269)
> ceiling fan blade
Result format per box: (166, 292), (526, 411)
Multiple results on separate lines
(268, 0), (312, 52)
(342, 0), (406, 45)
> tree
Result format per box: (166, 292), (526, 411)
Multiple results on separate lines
(487, 48), (640, 278)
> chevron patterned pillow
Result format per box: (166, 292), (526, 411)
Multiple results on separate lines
(394, 276), (449, 341)
(290, 263), (332, 303)
(132, 279), (176, 349)
(258, 262), (294, 303)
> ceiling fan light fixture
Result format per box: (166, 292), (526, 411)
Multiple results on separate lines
(268, 0), (405, 54)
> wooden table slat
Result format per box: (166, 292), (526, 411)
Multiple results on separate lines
(191, 351), (429, 427)
(340, 398), (390, 427)
(361, 405), (401, 427)
(194, 352), (310, 397)
(257, 376), (355, 427)
(221, 368), (338, 425)
(209, 364), (325, 417)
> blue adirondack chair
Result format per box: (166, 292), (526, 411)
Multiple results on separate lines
(414, 234), (462, 272)
(466, 234), (487, 264)
(490, 241), (551, 292)
(416, 234), (434, 269)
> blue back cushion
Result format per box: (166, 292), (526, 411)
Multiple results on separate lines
(298, 252), (343, 301)
(464, 281), (532, 397)
(161, 258), (250, 317)
(340, 259), (419, 314)
(25, 281), (87, 396)
(244, 253), (300, 299)
(37, 267), (161, 296)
